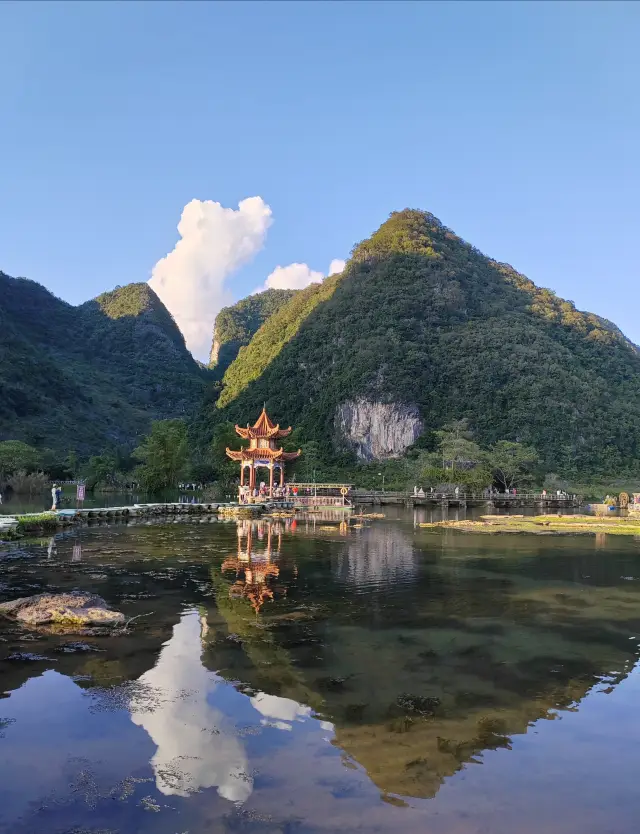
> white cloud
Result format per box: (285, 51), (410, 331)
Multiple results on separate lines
(256, 257), (346, 294)
(264, 262), (324, 291)
(149, 197), (272, 360)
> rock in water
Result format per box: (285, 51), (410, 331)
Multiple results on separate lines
(0, 592), (125, 628)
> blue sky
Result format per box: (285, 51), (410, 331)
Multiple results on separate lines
(1, 0), (639, 358)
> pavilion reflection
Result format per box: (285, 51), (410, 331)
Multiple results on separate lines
(221, 519), (285, 614)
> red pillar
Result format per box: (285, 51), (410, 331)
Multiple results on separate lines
(250, 463), (255, 490)
(240, 462), (245, 486)
(280, 465), (284, 487)
(269, 463), (274, 498)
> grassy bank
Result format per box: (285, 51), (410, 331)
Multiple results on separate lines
(0, 512), (76, 541)
(419, 514), (640, 536)
(564, 480), (640, 502)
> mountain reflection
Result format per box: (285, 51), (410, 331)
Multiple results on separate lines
(3, 512), (640, 828)
(334, 523), (417, 585)
(205, 518), (640, 799)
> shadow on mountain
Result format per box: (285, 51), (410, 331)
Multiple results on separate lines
(0, 275), (206, 453)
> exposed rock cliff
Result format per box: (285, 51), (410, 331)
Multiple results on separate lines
(209, 338), (222, 367)
(335, 399), (423, 460)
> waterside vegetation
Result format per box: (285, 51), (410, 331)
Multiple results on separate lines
(420, 514), (640, 536)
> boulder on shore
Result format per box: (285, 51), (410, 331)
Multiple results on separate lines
(0, 593), (125, 628)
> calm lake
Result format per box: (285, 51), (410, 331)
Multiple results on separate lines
(2, 508), (640, 833)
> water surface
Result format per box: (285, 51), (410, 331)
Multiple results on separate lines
(2, 510), (640, 833)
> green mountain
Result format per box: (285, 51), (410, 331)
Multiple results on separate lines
(216, 210), (640, 476)
(209, 288), (297, 373)
(0, 275), (205, 455)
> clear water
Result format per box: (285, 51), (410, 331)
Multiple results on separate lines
(2, 508), (640, 833)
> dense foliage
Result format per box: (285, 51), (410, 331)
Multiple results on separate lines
(412, 421), (539, 492)
(210, 289), (297, 373)
(133, 419), (190, 490)
(0, 275), (207, 456)
(217, 277), (341, 409)
(0, 440), (42, 478)
(215, 210), (640, 478)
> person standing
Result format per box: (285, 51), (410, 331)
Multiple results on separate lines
(51, 483), (60, 511)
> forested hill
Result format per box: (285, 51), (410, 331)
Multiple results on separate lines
(216, 210), (640, 476)
(209, 288), (297, 374)
(0, 275), (205, 455)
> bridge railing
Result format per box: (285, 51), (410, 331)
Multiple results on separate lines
(353, 490), (580, 501)
(293, 495), (351, 507)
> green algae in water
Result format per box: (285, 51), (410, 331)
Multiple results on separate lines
(420, 513), (640, 536)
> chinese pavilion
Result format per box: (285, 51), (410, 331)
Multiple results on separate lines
(226, 407), (301, 497)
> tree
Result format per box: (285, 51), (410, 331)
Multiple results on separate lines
(188, 457), (217, 485)
(211, 422), (242, 485)
(296, 441), (322, 483)
(134, 419), (189, 491)
(65, 450), (78, 478)
(487, 441), (538, 492)
(0, 441), (41, 479)
(40, 447), (73, 481)
(84, 454), (119, 489)
(434, 419), (483, 472)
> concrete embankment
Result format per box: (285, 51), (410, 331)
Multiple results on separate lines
(0, 500), (295, 539)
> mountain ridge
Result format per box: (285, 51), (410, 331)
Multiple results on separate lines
(209, 288), (297, 374)
(0, 274), (205, 455)
(214, 209), (640, 475)
(4, 209), (640, 476)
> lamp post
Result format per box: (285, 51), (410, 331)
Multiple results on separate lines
(378, 472), (385, 493)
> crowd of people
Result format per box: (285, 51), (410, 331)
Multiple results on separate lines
(412, 485), (576, 499)
(239, 483), (300, 504)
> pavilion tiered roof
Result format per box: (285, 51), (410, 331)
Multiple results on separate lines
(234, 407), (293, 440)
(225, 447), (300, 462)
(226, 406), (301, 466)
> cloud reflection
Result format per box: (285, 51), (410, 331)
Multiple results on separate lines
(250, 692), (312, 730)
(130, 612), (253, 802)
